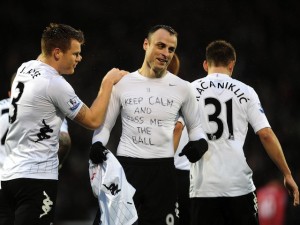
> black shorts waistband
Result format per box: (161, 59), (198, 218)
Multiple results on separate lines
(117, 156), (174, 166)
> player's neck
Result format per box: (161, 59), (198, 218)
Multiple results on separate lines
(37, 55), (61, 75)
(139, 65), (167, 79)
(208, 67), (232, 76)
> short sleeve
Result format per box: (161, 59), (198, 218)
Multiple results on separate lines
(247, 87), (271, 133)
(47, 76), (84, 120)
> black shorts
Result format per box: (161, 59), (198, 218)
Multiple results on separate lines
(118, 156), (179, 225)
(0, 188), (14, 225)
(0, 178), (58, 225)
(190, 192), (259, 225)
(176, 169), (190, 225)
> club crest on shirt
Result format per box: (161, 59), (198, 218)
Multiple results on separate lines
(67, 97), (80, 111)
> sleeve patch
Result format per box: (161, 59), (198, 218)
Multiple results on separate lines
(67, 97), (81, 111)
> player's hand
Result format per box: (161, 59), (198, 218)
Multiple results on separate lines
(89, 141), (109, 164)
(284, 174), (299, 206)
(179, 138), (208, 163)
(103, 68), (128, 85)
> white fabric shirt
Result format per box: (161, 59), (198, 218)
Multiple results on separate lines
(60, 118), (69, 133)
(0, 97), (68, 173)
(0, 98), (11, 173)
(174, 117), (190, 171)
(89, 150), (138, 225)
(190, 73), (270, 197)
(93, 70), (206, 158)
(1, 60), (82, 181)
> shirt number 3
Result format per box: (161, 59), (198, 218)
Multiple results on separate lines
(9, 82), (25, 124)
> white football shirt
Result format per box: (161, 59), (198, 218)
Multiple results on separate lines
(0, 98), (11, 173)
(1, 60), (83, 181)
(93, 71), (206, 158)
(190, 73), (270, 197)
(60, 118), (69, 133)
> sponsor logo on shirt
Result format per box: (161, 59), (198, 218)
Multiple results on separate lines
(67, 97), (80, 111)
(103, 183), (121, 196)
(35, 119), (53, 142)
(258, 103), (265, 113)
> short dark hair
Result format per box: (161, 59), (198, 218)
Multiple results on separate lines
(41, 23), (85, 56)
(206, 40), (236, 67)
(147, 24), (178, 39)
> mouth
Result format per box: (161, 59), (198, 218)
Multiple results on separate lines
(157, 58), (168, 64)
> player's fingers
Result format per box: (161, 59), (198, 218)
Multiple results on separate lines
(178, 149), (185, 157)
(119, 70), (129, 76)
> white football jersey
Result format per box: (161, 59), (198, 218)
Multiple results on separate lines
(0, 98), (11, 173)
(60, 118), (69, 133)
(190, 73), (270, 197)
(1, 60), (83, 181)
(93, 71), (206, 158)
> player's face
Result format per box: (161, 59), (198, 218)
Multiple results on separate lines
(144, 29), (177, 74)
(59, 39), (82, 75)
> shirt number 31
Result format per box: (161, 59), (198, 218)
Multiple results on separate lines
(205, 97), (234, 141)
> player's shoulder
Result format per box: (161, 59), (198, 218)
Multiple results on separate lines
(18, 60), (49, 74)
(231, 77), (255, 93)
(45, 75), (73, 99)
(48, 73), (69, 86)
(113, 71), (137, 89)
(18, 59), (39, 68)
(190, 75), (208, 88)
(167, 72), (191, 85)
(118, 70), (138, 81)
(167, 75), (194, 95)
(17, 60), (60, 81)
(231, 76), (247, 85)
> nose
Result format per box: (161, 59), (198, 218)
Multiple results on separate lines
(161, 48), (170, 57)
(77, 55), (82, 62)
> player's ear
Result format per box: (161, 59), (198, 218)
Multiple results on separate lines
(53, 48), (62, 61)
(203, 60), (208, 72)
(143, 38), (149, 51)
(228, 60), (235, 73)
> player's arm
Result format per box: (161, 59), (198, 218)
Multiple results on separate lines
(173, 119), (185, 152)
(90, 79), (122, 164)
(257, 127), (299, 206)
(58, 131), (71, 169)
(178, 82), (209, 162)
(74, 68), (127, 130)
(173, 121), (184, 152)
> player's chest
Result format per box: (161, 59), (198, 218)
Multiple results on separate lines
(119, 88), (183, 118)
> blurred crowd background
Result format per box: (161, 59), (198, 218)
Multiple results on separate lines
(1, 0), (299, 224)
